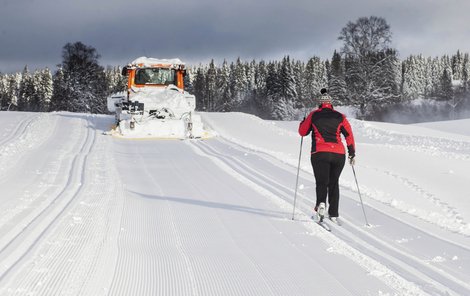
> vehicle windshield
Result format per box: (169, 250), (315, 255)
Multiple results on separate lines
(134, 68), (175, 85)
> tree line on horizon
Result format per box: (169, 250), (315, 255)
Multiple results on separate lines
(1, 16), (469, 122)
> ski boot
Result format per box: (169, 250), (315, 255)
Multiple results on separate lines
(314, 202), (326, 223)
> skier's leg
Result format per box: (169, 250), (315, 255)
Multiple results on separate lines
(311, 153), (330, 208)
(327, 153), (345, 217)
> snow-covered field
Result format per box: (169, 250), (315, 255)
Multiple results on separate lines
(0, 110), (469, 295)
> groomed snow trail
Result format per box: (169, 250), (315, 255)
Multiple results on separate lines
(0, 111), (467, 295)
(189, 138), (470, 296)
(109, 138), (397, 296)
(0, 112), (124, 295)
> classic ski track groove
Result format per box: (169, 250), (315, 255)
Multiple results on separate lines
(111, 139), (362, 295)
(0, 113), (36, 147)
(0, 115), (97, 284)
(2, 115), (125, 295)
(0, 114), (52, 182)
(188, 141), (358, 295)
(334, 216), (470, 296)
(195, 138), (469, 296)
(166, 150), (275, 296)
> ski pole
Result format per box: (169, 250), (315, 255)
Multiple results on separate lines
(292, 106), (309, 220)
(351, 164), (370, 226)
(292, 135), (304, 220)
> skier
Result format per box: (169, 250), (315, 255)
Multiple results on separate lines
(298, 88), (355, 224)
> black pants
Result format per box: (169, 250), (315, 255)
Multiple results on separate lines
(311, 152), (345, 217)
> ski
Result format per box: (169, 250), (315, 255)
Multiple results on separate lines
(328, 217), (342, 226)
(311, 202), (330, 231)
(311, 215), (331, 231)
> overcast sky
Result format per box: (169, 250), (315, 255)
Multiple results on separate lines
(1, 0), (469, 73)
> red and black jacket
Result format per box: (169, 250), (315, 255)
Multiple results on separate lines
(298, 103), (355, 156)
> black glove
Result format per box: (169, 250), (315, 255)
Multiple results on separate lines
(348, 155), (355, 166)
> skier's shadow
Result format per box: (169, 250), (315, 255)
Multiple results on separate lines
(128, 190), (285, 219)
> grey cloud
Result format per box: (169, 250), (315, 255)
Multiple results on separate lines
(1, 0), (470, 73)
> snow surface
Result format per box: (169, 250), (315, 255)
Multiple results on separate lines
(130, 57), (184, 67)
(0, 110), (469, 295)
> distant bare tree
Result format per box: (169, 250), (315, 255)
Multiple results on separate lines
(339, 16), (400, 118)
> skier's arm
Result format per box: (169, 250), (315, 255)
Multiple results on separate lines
(340, 117), (355, 157)
(298, 112), (313, 136)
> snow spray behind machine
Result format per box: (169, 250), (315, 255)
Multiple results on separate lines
(107, 57), (207, 139)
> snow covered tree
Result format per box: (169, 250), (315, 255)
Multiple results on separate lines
(265, 61), (295, 120)
(276, 56), (297, 119)
(303, 56), (327, 104)
(0, 74), (8, 109)
(50, 67), (69, 111)
(253, 60), (268, 116)
(427, 57), (443, 100)
(292, 60), (305, 109)
(105, 66), (127, 95)
(345, 49), (401, 118)
(460, 53), (470, 110)
(205, 60), (217, 111)
(243, 60), (256, 111)
(28, 70), (42, 111)
(463, 53), (470, 93)
(18, 66), (33, 111)
(4, 73), (21, 110)
(339, 16), (392, 58)
(451, 50), (463, 81)
(328, 50), (347, 105)
(439, 68), (453, 102)
(339, 16), (399, 118)
(193, 66), (207, 111)
(402, 55), (428, 100)
(232, 58), (248, 109)
(57, 42), (107, 113)
(215, 60), (232, 111)
(29, 68), (53, 112)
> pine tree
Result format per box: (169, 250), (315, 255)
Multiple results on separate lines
(0, 74), (7, 109)
(328, 50), (347, 105)
(5, 74), (21, 110)
(244, 60), (256, 111)
(253, 60), (268, 116)
(304, 56), (327, 103)
(29, 68), (53, 112)
(276, 56), (296, 119)
(292, 60), (305, 109)
(439, 68), (453, 101)
(215, 60), (232, 111)
(105, 66), (127, 95)
(29, 70), (43, 111)
(461, 53), (470, 109)
(193, 66), (207, 111)
(50, 67), (69, 111)
(402, 55), (428, 100)
(206, 60), (217, 111)
(463, 53), (470, 93)
(232, 57), (248, 109)
(18, 66), (33, 111)
(451, 50), (463, 81)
